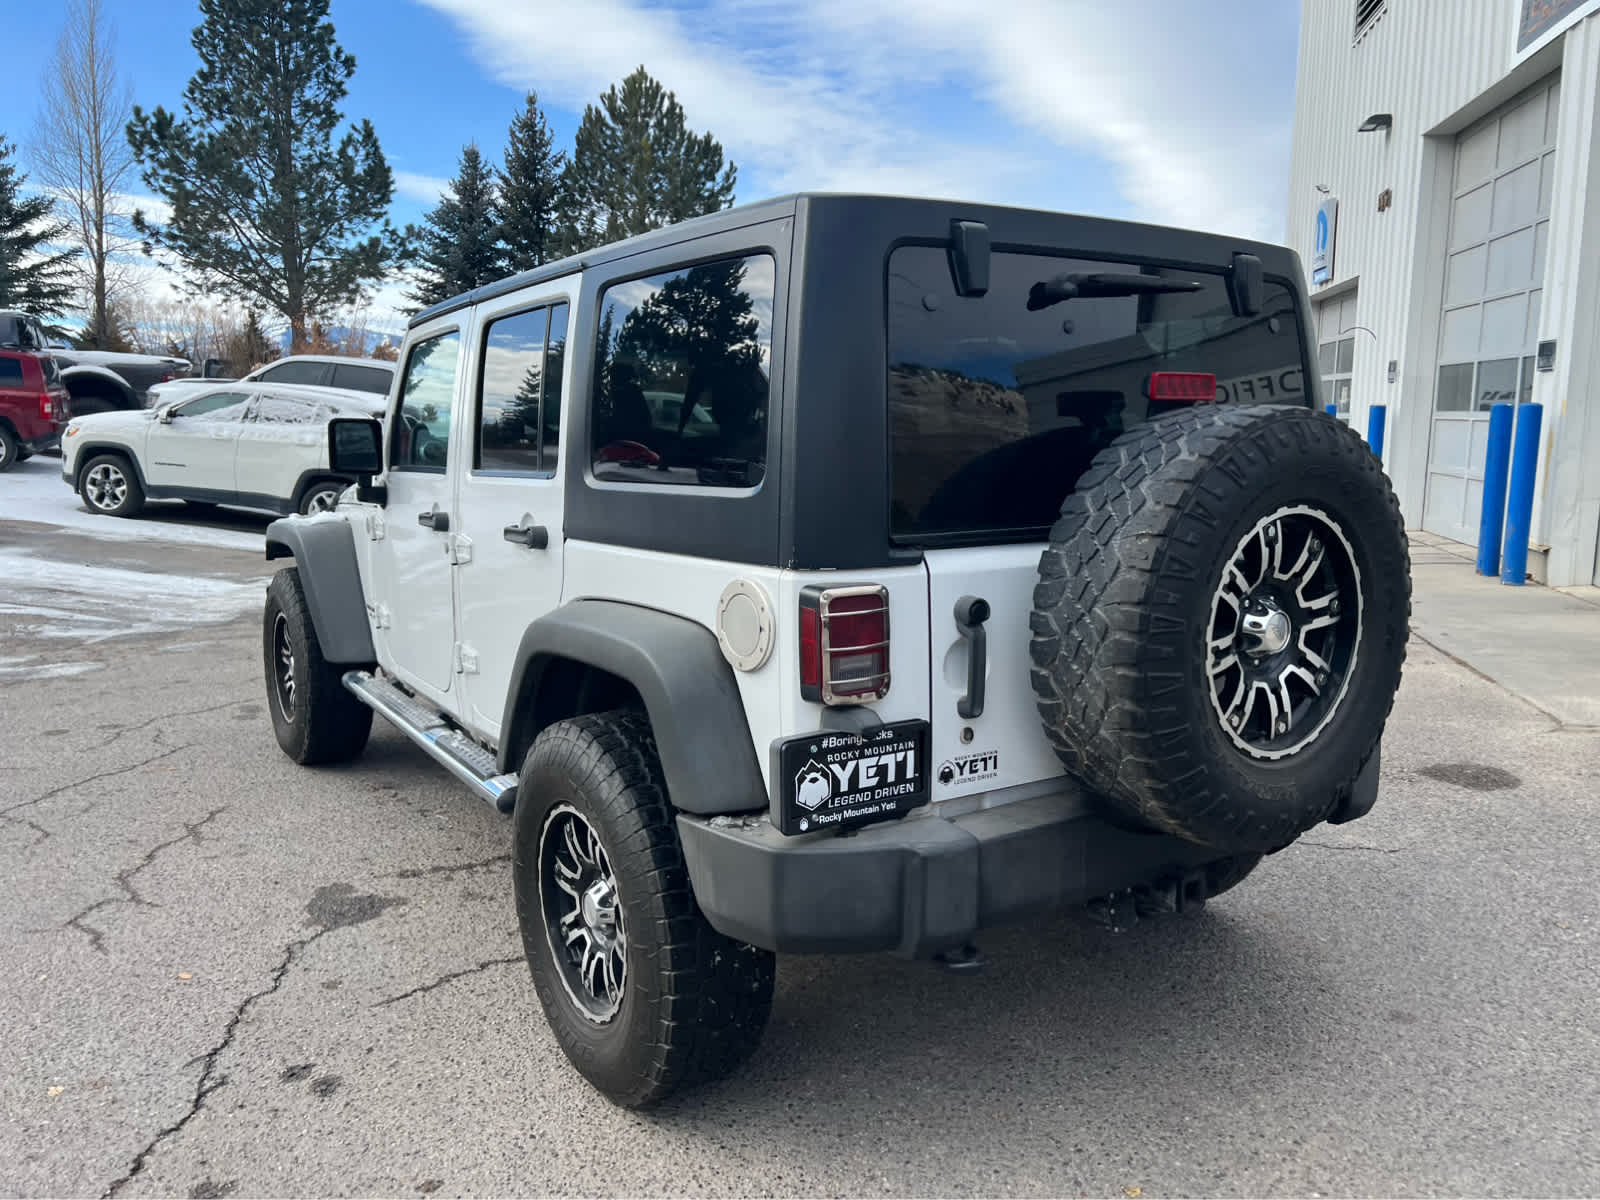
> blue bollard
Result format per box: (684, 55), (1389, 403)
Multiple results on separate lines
(1476, 403), (1514, 576)
(1500, 403), (1543, 586)
(1366, 404), (1386, 459)
(1324, 403), (1338, 417)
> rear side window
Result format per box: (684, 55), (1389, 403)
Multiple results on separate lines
(0, 357), (23, 387)
(476, 302), (569, 475)
(390, 332), (460, 473)
(330, 363), (392, 394)
(258, 360), (327, 386)
(887, 246), (1306, 541)
(250, 394), (317, 424)
(590, 254), (774, 488)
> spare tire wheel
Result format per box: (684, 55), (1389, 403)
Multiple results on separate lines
(1030, 403), (1410, 854)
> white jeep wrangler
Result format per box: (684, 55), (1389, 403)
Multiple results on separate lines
(262, 194), (1411, 1108)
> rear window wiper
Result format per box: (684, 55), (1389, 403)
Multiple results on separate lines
(1027, 272), (1204, 311)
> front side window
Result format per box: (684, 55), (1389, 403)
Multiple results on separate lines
(476, 302), (569, 474)
(391, 332), (460, 472)
(590, 254), (774, 488)
(888, 245), (1306, 541)
(258, 360), (327, 386)
(175, 391), (252, 422)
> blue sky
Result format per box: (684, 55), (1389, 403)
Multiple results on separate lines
(8, 0), (1302, 326)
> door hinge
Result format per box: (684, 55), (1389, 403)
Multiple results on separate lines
(369, 602), (392, 630)
(448, 533), (473, 565)
(364, 511), (386, 541)
(453, 642), (479, 675)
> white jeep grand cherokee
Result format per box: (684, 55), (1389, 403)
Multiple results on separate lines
(62, 382), (386, 518)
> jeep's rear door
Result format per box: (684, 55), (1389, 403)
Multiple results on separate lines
(885, 243), (1311, 805)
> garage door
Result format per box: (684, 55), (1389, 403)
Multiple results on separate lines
(1423, 77), (1559, 545)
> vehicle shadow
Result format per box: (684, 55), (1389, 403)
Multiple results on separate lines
(130, 500), (277, 537)
(651, 899), (1334, 1171)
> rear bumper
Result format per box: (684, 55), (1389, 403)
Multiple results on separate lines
(677, 789), (1224, 956)
(679, 748), (1383, 957)
(23, 430), (61, 454)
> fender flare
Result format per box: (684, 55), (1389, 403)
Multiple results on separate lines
(264, 516), (376, 664)
(500, 600), (765, 815)
(59, 364), (137, 408)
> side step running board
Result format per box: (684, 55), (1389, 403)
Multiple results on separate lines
(342, 671), (517, 813)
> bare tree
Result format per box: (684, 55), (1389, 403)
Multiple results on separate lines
(31, 0), (135, 348)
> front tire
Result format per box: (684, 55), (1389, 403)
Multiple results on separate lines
(79, 454), (145, 517)
(514, 711), (774, 1108)
(263, 567), (373, 765)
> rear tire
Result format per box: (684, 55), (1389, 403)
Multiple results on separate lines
(299, 480), (347, 515)
(79, 454), (145, 517)
(263, 567), (373, 765)
(0, 426), (18, 472)
(514, 710), (774, 1108)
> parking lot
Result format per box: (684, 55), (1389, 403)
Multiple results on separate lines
(2, 455), (1599, 1197)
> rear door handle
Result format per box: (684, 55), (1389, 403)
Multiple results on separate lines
(502, 522), (548, 549)
(954, 595), (990, 719)
(417, 508), (449, 532)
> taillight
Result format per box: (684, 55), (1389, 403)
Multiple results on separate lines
(39, 392), (53, 419)
(1147, 371), (1217, 403)
(798, 584), (890, 705)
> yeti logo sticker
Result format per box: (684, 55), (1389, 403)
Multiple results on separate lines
(777, 721), (930, 835)
(938, 750), (999, 789)
(794, 760), (832, 812)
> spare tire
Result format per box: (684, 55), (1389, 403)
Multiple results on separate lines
(1030, 403), (1410, 854)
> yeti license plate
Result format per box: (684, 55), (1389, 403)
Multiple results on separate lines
(776, 721), (929, 836)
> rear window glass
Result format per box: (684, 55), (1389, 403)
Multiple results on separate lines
(887, 246), (1307, 541)
(330, 363), (392, 394)
(590, 254), (774, 489)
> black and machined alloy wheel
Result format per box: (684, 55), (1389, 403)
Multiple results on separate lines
(1031, 403), (1410, 855)
(262, 567), (374, 765)
(514, 710), (775, 1108)
(79, 453), (145, 517)
(299, 480), (347, 515)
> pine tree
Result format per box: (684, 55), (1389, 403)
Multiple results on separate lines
(499, 91), (565, 273)
(0, 136), (77, 317)
(126, 0), (397, 351)
(556, 67), (737, 256)
(403, 143), (505, 311)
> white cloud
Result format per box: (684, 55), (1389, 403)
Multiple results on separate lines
(415, 0), (1294, 242)
(394, 170), (452, 206)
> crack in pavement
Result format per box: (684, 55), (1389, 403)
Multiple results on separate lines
(63, 808), (227, 954)
(372, 955), (524, 1008)
(100, 931), (321, 1199)
(385, 853), (511, 880)
(1, 743), (191, 821)
(1298, 840), (1403, 855)
(87, 698), (251, 751)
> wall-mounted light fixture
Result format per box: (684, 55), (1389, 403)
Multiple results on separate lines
(1314, 183), (1331, 194)
(1358, 113), (1393, 133)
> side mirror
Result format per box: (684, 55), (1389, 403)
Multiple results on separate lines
(329, 416), (386, 504)
(157, 405), (176, 424)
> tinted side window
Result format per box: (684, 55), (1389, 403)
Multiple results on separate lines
(391, 332), (460, 472)
(0, 358), (23, 387)
(591, 255), (774, 488)
(175, 391), (252, 422)
(330, 363), (392, 394)
(259, 361), (327, 386)
(478, 306), (550, 474)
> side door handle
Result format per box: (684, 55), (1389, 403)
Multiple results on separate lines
(502, 522), (548, 549)
(954, 595), (990, 719)
(417, 508), (449, 532)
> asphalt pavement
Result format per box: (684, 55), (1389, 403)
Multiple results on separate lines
(2, 461), (1598, 1197)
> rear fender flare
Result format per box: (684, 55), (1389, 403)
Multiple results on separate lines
(264, 516), (375, 664)
(500, 600), (765, 815)
(59, 365), (137, 408)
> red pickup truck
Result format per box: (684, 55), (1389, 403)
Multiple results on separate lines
(0, 348), (70, 471)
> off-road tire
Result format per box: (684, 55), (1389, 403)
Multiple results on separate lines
(263, 567), (373, 765)
(0, 425), (18, 472)
(1203, 853), (1261, 899)
(514, 710), (775, 1108)
(1030, 404), (1410, 854)
(79, 453), (145, 517)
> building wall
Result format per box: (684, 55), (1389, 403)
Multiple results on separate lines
(1287, 0), (1600, 584)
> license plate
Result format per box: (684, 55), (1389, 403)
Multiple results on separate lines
(775, 721), (930, 836)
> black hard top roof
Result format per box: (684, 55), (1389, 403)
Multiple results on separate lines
(407, 192), (1295, 330)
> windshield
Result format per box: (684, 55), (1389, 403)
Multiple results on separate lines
(887, 245), (1308, 542)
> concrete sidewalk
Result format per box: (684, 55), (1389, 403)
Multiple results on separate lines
(1408, 529), (1600, 728)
